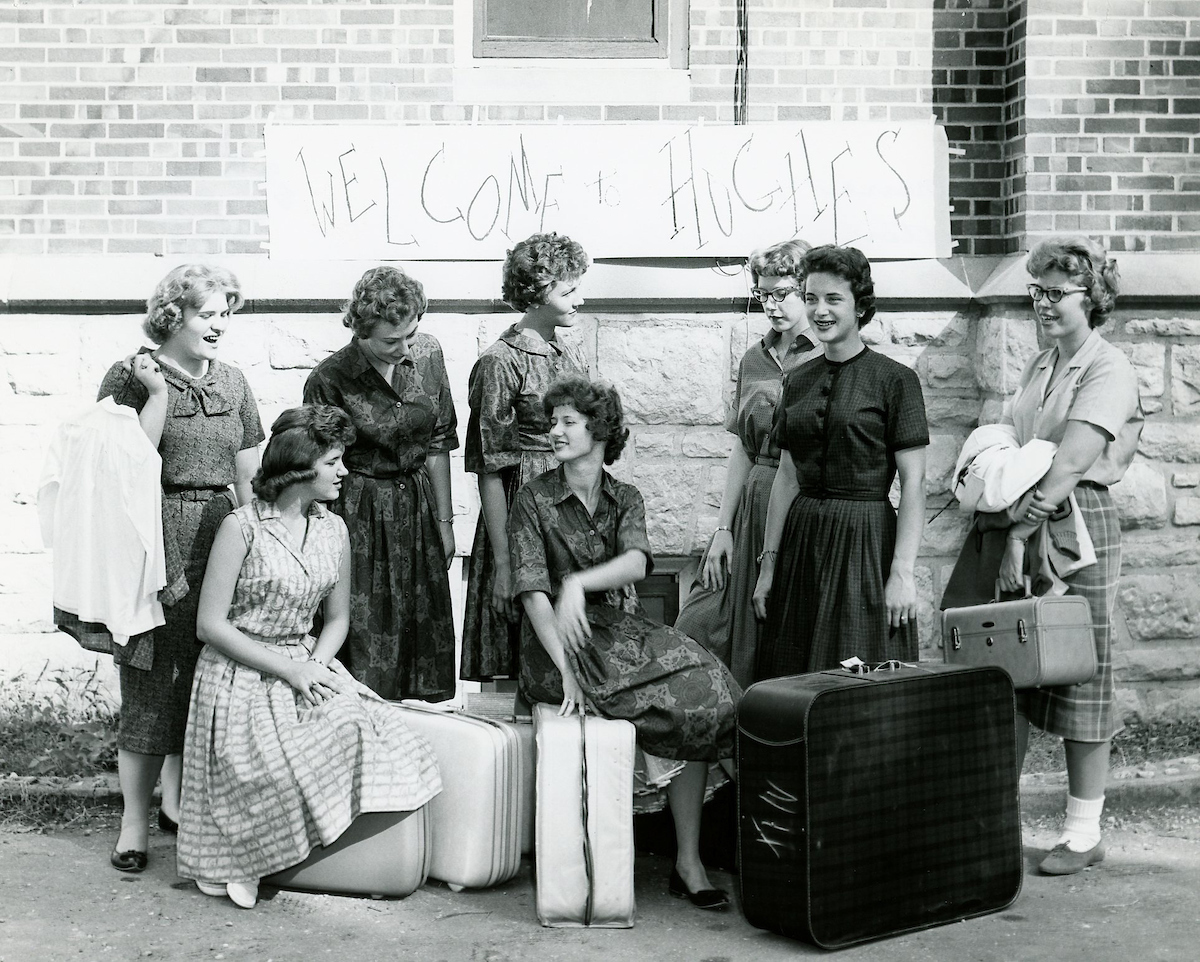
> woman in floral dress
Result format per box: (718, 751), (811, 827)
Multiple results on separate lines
(303, 267), (458, 701)
(179, 405), (442, 909)
(508, 376), (741, 910)
(461, 233), (591, 682)
(98, 264), (263, 874)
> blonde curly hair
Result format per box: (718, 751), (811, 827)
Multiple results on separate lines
(143, 264), (243, 344)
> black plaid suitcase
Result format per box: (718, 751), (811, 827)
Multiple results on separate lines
(737, 663), (1022, 948)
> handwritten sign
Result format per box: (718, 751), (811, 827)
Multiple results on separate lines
(264, 123), (951, 260)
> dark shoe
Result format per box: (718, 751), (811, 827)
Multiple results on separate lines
(668, 867), (730, 910)
(157, 809), (179, 834)
(1039, 841), (1105, 876)
(110, 845), (148, 873)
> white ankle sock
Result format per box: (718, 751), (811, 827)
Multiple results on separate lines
(1058, 794), (1103, 852)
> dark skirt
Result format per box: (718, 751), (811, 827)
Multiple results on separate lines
(118, 489), (233, 755)
(674, 461), (775, 688)
(461, 452), (557, 682)
(756, 494), (917, 679)
(1017, 486), (1123, 743)
(332, 469), (455, 702)
(520, 603), (741, 762)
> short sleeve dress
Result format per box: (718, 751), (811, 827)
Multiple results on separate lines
(303, 334), (459, 701)
(508, 466), (741, 762)
(461, 326), (589, 682)
(673, 329), (819, 686)
(1005, 329), (1143, 742)
(756, 347), (929, 678)
(98, 357), (264, 756)
(176, 500), (442, 886)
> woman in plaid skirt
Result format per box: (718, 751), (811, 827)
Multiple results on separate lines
(998, 237), (1143, 876)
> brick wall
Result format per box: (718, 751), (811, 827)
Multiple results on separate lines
(1011, 0), (1200, 252)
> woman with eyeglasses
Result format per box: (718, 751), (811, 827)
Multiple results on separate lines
(303, 267), (458, 702)
(994, 237), (1141, 876)
(752, 245), (929, 676)
(672, 239), (819, 686)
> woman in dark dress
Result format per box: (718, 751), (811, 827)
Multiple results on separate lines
(99, 264), (264, 872)
(461, 233), (590, 683)
(508, 376), (741, 910)
(752, 245), (929, 676)
(303, 267), (458, 702)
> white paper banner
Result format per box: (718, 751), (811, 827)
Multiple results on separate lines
(265, 123), (951, 260)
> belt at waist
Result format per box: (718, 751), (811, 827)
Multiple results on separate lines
(348, 467), (422, 481)
(1077, 479), (1108, 491)
(754, 455), (780, 468)
(162, 485), (229, 502)
(796, 490), (891, 503)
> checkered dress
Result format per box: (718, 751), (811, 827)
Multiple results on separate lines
(1017, 485), (1123, 742)
(176, 501), (442, 886)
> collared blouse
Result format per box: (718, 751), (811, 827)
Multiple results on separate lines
(507, 465), (654, 600)
(727, 328), (819, 461)
(303, 335), (459, 479)
(1005, 328), (1143, 487)
(464, 326), (589, 476)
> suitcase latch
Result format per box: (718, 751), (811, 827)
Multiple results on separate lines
(1017, 619), (1028, 644)
(950, 627), (961, 651)
(986, 636), (994, 647)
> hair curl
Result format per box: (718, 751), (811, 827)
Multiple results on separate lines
(343, 266), (427, 339)
(1026, 236), (1119, 327)
(502, 233), (591, 313)
(251, 404), (357, 502)
(142, 264), (243, 345)
(542, 375), (629, 465)
(748, 238), (812, 286)
(801, 245), (876, 327)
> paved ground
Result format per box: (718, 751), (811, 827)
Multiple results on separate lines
(1, 808), (1198, 962)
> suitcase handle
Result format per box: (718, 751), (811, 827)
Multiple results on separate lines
(578, 712), (595, 927)
(993, 575), (1033, 602)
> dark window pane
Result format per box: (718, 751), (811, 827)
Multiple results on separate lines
(485, 0), (655, 42)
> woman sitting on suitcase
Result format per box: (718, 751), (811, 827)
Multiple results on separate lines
(996, 237), (1142, 876)
(508, 376), (742, 910)
(177, 405), (442, 908)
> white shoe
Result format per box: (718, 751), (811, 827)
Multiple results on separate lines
(226, 880), (259, 909)
(196, 881), (226, 898)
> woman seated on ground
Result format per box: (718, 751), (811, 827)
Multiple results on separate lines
(177, 405), (442, 909)
(508, 376), (742, 911)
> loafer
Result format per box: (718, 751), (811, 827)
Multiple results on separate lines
(226, 880), (259, 909)
(668, 867), (730, 910)
(196, 881), (227, 898)
(157, 809), (179, 835)
(1039, 841), (1105, 876)
(110, 845), (148, 873)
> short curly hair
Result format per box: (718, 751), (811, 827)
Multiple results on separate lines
(801, 245), (877, 327)
(748, 238), (812, 286)
(142, 264), (243, 345)
(502, 233), (590, 313)
(343, 266), (427, 339)
(1026, 236), (1120, 328)
(251, 404), (357, 502)
(542, 375), (629, 465)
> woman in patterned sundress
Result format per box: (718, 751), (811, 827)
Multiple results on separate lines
(179, 406), (442, 909)
(996, 237), (1142, 876)
(98, 265), (263, 875)
(673, 239), (819, 687)
(508, 376), (742, 911)
(303, 267), (459, 702)
(752, 245), (929, 675)
(461, 233), (591, 683)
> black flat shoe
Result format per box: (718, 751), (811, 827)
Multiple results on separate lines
(668, 867), (730, 910)
(157, 809), (179, 834)
(110, 845), (148, 873)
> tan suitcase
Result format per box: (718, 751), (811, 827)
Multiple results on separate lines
(941, 581), (1096, 689)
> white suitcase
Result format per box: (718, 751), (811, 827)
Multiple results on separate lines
(533, 704), (636, 928)
(397, 702), (527, 890)
(264, 808), (430, 898)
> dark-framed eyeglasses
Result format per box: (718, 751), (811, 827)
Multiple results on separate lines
(1027, 284), (1087, 304)
(750, 286), (801, 304)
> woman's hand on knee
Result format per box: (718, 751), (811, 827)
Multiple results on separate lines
(287, 660), (345, 706)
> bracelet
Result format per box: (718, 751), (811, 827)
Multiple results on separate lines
(756, 548), (778, 564)
(714, 525), (733, 534)
(437, 516), (454, 524)
(1007, 533), (1028, 545)
(310, 656), (328, 667)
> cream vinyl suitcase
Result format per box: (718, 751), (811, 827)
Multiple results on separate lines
(464, 692), (536, 856)
(264, 808), (431, 898)
(398, 702), (527, 889)
(533, 703), (636, 928)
